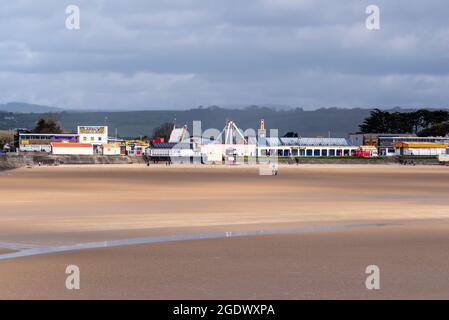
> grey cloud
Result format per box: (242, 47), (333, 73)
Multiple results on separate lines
(0, 0), (448, 109)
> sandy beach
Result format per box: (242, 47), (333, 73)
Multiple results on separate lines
(1, 164), (449, 299)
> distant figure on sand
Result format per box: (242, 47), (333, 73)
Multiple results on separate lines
(272, 164), (278, 176)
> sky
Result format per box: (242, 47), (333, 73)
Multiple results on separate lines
(0, 0), (448, 110)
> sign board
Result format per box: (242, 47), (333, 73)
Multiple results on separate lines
(78, 126), (106, 134)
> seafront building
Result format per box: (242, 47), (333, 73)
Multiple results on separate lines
(51, 142), (94, 155)
(146, 121), (361, 164)
(394, 142), (448, 156)
(18, 126), (109, 155)
(349, 133), (449, 156)
(255, 137), (357, 157)
(77, 126), (108, 153)
(14, 120), (449, 160)
(18, 132), (78, 152)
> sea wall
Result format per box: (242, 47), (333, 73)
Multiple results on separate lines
(277, 157), (396, 165)
(276, 156), (442, 165)
(0, 154), (30, 171)
(0, 154), (443, 171)
(0, 154), (147, 170)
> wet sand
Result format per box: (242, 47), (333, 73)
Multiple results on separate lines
(1, 222), (449, 299)
(0, 164), (449, 299)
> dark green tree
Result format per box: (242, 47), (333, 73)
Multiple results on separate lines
(152, 122), (174, 142)
(359, 109), (449, 134)
(418, 122), (449, 137)
(283, 131), (299, 137)
(359, 109), (392, 133)
(33, 118), (63, 134)
(425, 110), (449, 127)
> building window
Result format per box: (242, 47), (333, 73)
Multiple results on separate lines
(306, 149), (313, 156)
(329, 149), (335, 156)
(98, 137), (102, 141)
(91, 137), (94, 141)
(83, 137), (87, 141)
(322, 149), (328, 157)
(313, 149), (320, 157)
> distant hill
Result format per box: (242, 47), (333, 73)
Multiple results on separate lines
(1, 106), (373, 138)
(7, 105), (448, 137)
(0, 102), (62, 113)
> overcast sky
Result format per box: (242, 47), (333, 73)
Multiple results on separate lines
(0, 0), (448, 110)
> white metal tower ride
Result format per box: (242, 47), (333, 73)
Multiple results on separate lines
(215, 121), (247, 144)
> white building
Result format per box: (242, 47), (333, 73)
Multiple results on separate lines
(51, 143), (94, 155)
(102, 143), (121, 156)
(77, 126), (108, 148)
(256, 137), (358, 157)
(199, 121), (257, 164)
(18, 133), (78, 153)
(394, 142), (448, 156)
(379, 136), (449, 156)
(146, 142), (203, 163)
(201, 143), (257, 163)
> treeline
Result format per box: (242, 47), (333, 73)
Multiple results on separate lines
(0, 130), (13, 149)
(32, 118), (63, 133)
(359, 109), (449, 136)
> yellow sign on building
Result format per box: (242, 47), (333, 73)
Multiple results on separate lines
(78, 126), (106, 134)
